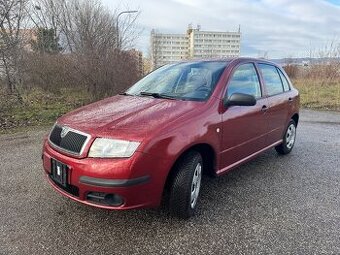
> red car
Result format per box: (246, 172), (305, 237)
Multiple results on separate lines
(42, 58), (299, 218)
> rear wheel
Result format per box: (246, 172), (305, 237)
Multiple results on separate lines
(275, 119), (297, 155)
(169, 151), (202, 219)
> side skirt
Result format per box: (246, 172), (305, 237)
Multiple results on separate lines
(216, 140), (283, 176)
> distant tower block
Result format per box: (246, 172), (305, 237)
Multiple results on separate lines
(150, 24), (241, 68)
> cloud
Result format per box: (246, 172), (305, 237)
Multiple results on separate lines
(103, 0), (340, 58)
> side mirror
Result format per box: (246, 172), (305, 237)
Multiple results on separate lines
(224, 93), (256, 108)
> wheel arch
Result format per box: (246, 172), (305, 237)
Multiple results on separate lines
(163, 143), (217, 193)
(291, 113), (299, 126)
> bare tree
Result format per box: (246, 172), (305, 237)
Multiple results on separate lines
(31, 0), (140, 53)
(21, 0), (142, 99)
(0, 0), (142, 100)
(0, 0), (28, 94)
(73, 0), (117, 54)
(116, 9), (141, 50)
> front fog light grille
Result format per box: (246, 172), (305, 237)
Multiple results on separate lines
(86, 192), (124, 206)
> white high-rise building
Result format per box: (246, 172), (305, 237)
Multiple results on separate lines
(151, 25), (241, 68)
(150, 31), (189, 67)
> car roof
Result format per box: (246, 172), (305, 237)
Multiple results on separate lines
(175, 57), (279, 67)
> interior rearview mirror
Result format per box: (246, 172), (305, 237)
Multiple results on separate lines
(224, 93), (257, 108)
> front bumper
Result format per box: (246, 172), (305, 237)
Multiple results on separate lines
(79, 175), (150, 187)
(43, 140), (171, 210)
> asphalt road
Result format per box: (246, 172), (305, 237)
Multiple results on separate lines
(0, 110), (339, 255)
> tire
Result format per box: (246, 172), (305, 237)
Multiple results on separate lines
(275, 119), (297, 155)
(169, 151), (203, 219)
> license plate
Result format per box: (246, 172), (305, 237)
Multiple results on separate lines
(51, 159), (68, 187)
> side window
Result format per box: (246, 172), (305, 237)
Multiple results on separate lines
(277, 68), (291, 91)
(258, 64), (284, 96)
(226, 63), (261, 98)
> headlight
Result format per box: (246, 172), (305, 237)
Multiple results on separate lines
(88, 138), (140, 158)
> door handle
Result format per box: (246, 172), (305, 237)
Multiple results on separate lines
(288, 97), (293, 102)
(261, 105), (268, 112)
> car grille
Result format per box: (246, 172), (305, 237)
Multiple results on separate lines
(49, 124), (90, 155)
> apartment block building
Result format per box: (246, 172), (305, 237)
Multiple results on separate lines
(151, 25), (241, 68)
(150, 31), (189, 67)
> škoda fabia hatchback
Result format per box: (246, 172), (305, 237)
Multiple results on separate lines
(43, 58), (299, 218)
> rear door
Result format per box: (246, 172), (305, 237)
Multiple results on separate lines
(219, 63), (269, 172)
(257, 63), (291, 145)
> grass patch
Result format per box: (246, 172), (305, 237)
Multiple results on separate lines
(0, 88), (91, 134)
(293, 79), (340, 111)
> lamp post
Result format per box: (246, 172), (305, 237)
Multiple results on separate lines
(116, 10), (138, 49)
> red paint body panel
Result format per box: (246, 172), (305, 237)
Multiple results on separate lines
(42, 58), (299, 210)
(219, 98), (269, 169)
(43, 140), (173, 208)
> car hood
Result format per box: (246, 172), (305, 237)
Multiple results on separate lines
(58, 95), (200, 140)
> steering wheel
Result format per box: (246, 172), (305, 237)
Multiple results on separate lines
(195, 86), (211, 93)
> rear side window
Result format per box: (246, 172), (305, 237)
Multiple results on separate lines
(277, 69), (291, 91)
(226, 63), (262, 98)
(258, 64), (284, 96)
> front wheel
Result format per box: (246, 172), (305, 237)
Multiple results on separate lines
(169, 151), (203, 219)
(275, 119), (297, 155)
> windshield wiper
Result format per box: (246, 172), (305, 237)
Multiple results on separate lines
(139, 92), (176, 100)
(119, 92), (133, 96)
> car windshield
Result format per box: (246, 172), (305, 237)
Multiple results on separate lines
(126, 61), (228, 101)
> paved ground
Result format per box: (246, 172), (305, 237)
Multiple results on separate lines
(0, 110), (339, 255)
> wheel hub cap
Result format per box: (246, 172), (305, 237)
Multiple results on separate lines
(190, 163), (202, 208)
(286, 124), (296, 149)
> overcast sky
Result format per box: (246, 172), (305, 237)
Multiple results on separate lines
(103, 0), (340, 58)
